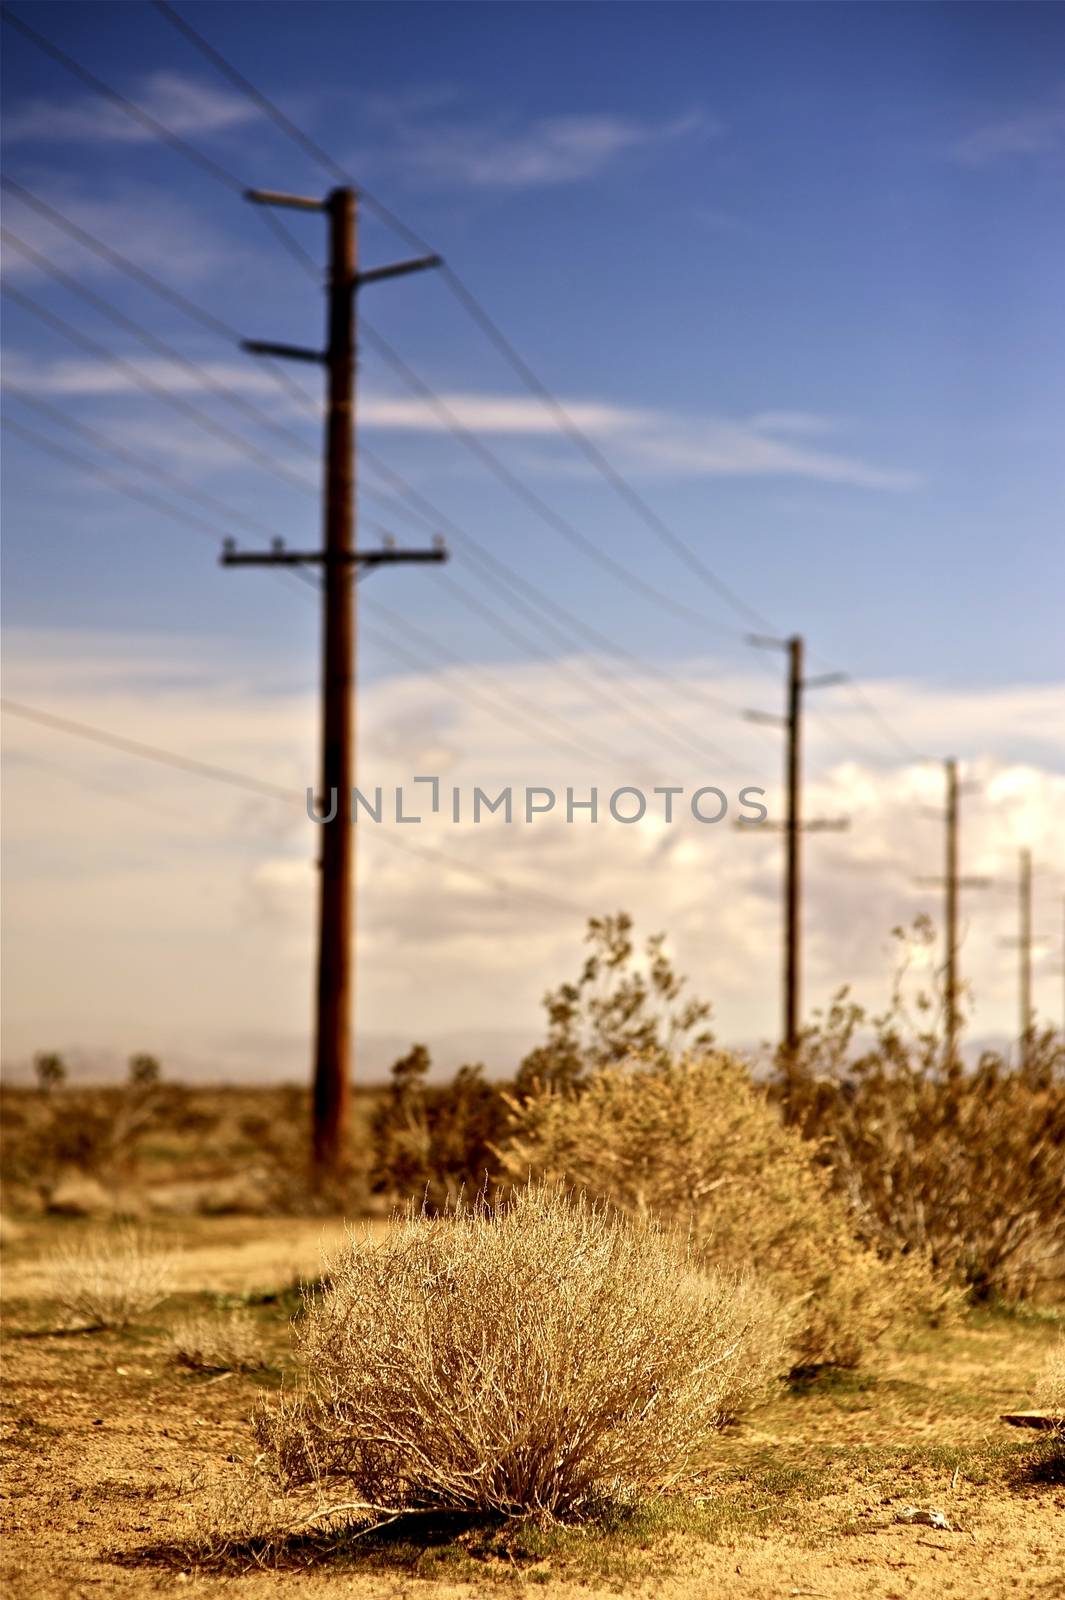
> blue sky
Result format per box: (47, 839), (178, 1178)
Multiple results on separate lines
(2, 2), (1063, 1070)
(4, 1), (1064, 686)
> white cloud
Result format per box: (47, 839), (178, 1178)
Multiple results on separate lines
(2, 351), (285, 400)
(361, 392), (637, 436)
(950, 95), (1065, 165)
(358, 391), (917, 491)
(3, 71), (259, 145)
(393, 109), (710, 189)
(2, 354), (915, 490)
(2, 626), (1063, 1075)
(1, 187), (236, 284)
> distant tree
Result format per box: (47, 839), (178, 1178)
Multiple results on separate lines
(128, 1053), (161, 1088)
(515, 912), (714, 1096)
(33, 1052), (66, 1095)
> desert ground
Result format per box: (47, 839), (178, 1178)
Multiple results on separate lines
(2, 1206), (1062, 1600)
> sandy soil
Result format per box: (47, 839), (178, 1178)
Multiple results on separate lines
(2, 1215), (1063, 1599)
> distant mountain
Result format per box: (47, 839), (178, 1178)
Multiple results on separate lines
(1, 1028), (1019, 1087)
(0, 1027), (541, 1087)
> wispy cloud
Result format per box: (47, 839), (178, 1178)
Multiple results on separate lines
(3, 355), (915, 491)
(2, 71), (258, 145)
(389, 109), (710, 189)
(0, 186), (235, 284)
(949, 93), (1065, 166)
(358, 391), (918, 491)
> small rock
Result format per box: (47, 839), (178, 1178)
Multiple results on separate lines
(895, 1506), (953, 1531)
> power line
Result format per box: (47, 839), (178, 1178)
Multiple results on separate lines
(434, 569), (736, 771)
(1, 410), (319, 607)
(4, 367), (737, 776)
(358, 615), (625, 771)
(1, 226), (316, 455)
(2, 382), (293, 546)
(0, 177), (324, 424)
(152, 0), (928, 770)
(809, 649), (929, 766)
(146, 1), (919, 768)
(358, 318), (725, 636)
(359, 447), (748, 764)
(5, 390), (709, 782)
(228, 189), (746, 645)
(5, 0), (922, 773)
(3, 413), (218, 545)
(5, 383), (702, 778)
(5, 2), (769, 769)
(362, 596), (646, 771)
(1, 696), (584, 916)
(3, 14), (754, 732)
(51, 0), (751, 643)
(0, 8), (333, 338)
(3, 696), (295, 800)
(1, 8), (247, 193)
(152, 0), (351, 183)
(1, 281), (319, 495)
(150, 0), (771, 634)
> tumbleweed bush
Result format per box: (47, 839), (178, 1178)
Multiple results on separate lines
(255, 1181), (786, 1522)
(503, 1053), (954, 1370)
(168, 1309), (266, 1373)
(50, 1225), (174, 1329)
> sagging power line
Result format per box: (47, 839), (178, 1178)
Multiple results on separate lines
(0, 697), (583, 918)
(149, 0), (922, 769)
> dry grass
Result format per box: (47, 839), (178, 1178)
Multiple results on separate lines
(48, 1225), (175, 1330)
(2, 1211), (1063, 1597)
(254, 1182), (787, 1523)
(167, 1309), (266, 1373)
(504, 1053), (957, 1371)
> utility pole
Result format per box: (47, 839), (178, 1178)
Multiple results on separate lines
(1019, 847), (1033, 1067)
(946, 757), (960, 1053)
(999, 850), (1052, 1071)
(916, 758), (989, 1071)
(222, 186), (446, 1181)
(743, 634), (848, 1060)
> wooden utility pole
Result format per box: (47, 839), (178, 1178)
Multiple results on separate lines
(744, 634), (848, 1059)
(1019, 847), (1033, 1066)
(784, 635), (803, 1055)
(916, 758), (989, 1071)
(310, 184), (357, 1177)
(945, 757), (960, 1056)
(1000, 850), (1049, 1071)
(222, 185), (445, 1181)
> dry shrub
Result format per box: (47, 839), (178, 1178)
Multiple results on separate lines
(503, 1054), (953, 1371)
(50, 1226), (174, 1329)
(1034, 1343), (1065, 1422)
(255, 1182), (785, 1523)
(168, 1310), (266, 1373)
(370, 1046), (509, 1209)
(785, 968), (1065, 1301)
